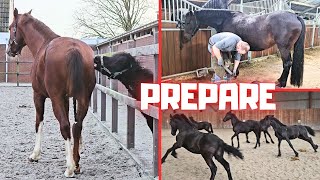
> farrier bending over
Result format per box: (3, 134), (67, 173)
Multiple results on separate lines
(208, 32), (250, 81)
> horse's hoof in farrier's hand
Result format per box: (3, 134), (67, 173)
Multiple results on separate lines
(28, 158), (38, 162)
(74, 166), (81, 174)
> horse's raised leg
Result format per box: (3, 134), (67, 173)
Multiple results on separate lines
(266, 131), (274, 144)
(162, 142), (182, 163)
(29, 93), (46, 162)
(285, 138), (299, 157)
(277, 47), (292, 87)
(299, 135), (318, 152)
(230, 133), (238, 147)
(216, 156), (233, 180)
(51, 97), (75, 177)
(72, 98), (90, 174)
(277, 139), (282, 157)
(246, 133), (250, 143)
(202, 153), (217, 180)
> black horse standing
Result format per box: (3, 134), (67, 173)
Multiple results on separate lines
(94, 53), (154, 132)
(223, 111), (261, 148)
(162, 114), (243, 180)
(264, 115), (318, 157)
(182, 10), (305, 87)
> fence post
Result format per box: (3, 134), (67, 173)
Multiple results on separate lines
(92, 71), (98, 113)
(312, 20), (316, 48)
(111, 79), (118, 133)
(127, 105), (135, 149)
(101, 74), (107, 121)
(16, 57), (19, 86)
(153, 54), (159, 177)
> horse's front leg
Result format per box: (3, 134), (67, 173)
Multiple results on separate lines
(285, 138), (299, 157)
(162, 142), (182, 163)
(51, 97), (75, 177)
(277, 47), (292, 87)
(246, 132), (250, 143)
(277, 138), (282, 157)
(29, 93), (46, 162)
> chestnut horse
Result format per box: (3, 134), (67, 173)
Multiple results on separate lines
(6, 9), (96, 177)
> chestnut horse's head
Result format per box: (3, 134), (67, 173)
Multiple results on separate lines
(7, 8), (31, 57)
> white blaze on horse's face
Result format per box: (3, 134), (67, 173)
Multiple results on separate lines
(29, 121), (43, 160)
(64, 139), (76, 177)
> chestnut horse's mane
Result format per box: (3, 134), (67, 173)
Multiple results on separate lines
(22, 14), (60, 41)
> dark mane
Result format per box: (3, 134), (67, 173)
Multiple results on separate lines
(271, 117), (287, 127)
(171, 114), (195, 128)
(22, 14), (59, 41)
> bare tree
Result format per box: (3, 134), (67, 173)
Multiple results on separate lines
(74, 0), (150, 38)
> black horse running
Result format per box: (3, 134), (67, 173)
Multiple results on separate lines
(162, 114), (243, 180)
(189, 116), (214, 133)
(264, 115), (318, 157)
(223, 111), (261, 148)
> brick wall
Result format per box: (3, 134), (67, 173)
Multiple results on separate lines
(0, 45), (33, 83)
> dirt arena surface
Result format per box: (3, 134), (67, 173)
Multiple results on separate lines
(165, 47), (320, 88)
(0, 86), (148, 180)
(162, 128), (320, 180)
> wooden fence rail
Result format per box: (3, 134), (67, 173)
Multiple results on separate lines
(91, 43), (159, 178)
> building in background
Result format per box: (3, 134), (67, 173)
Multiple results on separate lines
(0, 0), (10, 32)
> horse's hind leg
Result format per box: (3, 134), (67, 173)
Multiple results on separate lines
(216, 156), (233, 180)
(51, 96), (75, 177)
(277, 47), (292, 87)
(246, 133), (250, 143)
(202, 153), (217, 180)
(299, 135), (318, 152)
(29, 93), (46, 162)
(72, 98), (90, 174)
(254, 130), (261, 148)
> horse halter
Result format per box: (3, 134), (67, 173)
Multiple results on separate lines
(9, 20), (18, 47)
(99, 58), (133, 79)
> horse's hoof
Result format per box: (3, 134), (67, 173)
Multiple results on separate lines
(246, 141), (250, 143)
(277, 154), (281, 157)
(272, 141), (275, 144)
(295, 153), (299, 157)
(28, 158), (38, 162)
(266, 141), (270, 144)
(74, 166), (81, 174)
(64, 170), (75, 178)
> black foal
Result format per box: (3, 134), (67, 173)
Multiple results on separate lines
(259, 117), (275, 144)
(264, 115), (318, 157)
(188, 116), (213, 133)
(162, 114), (243, 180)
(223, 111), (261, 148)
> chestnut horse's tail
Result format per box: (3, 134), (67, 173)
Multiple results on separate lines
(291, 16), (305, 87)
(67, 49), (85, 99)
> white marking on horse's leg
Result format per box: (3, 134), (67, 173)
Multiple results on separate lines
(64, 139), (75, 177)
(29, 122), (43, 160)
(79, 136), (83, 152)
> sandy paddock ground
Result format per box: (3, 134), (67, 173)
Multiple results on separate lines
(166, 47), (320, 88)
(0, 86), (148, 180)
(162, 128), (320, 180)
